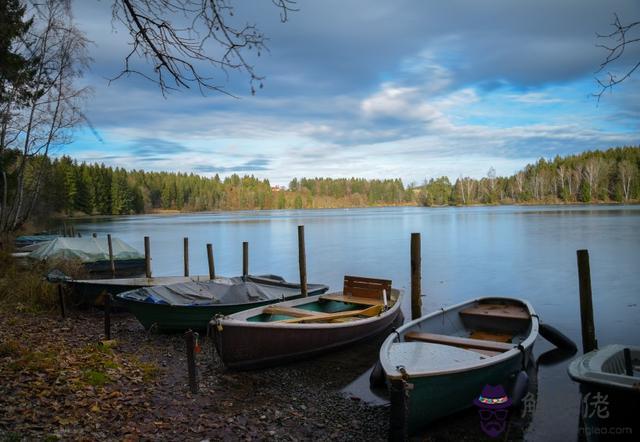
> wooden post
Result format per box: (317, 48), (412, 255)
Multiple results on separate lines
(107, 234), (116, 278)
(298, 225), (308, 297)
(577, 249), (597, 353)
(410, 232), (422, 320)
(104, 294), (112, 340)
(206, 244), (215, 280)
(624, 348), (633, 376)
(242, 241), (249, 277)
(389, 379), (409, 441)
(144, 236), (151, 278)
(58, 284), (66, 319)
(183, 237), (189, 277)
(185, 329), (198, 393)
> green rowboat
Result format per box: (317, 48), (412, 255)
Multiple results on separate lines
(379, 297), (538, 436)
(116, 275), (329, 332)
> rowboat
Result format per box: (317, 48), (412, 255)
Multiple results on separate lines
(115, 275), (329, 332)
(48, 271), (218, 303)
(379, 297), (538, 435)
(212, 276), (402, 370)
(568, 344), (639, 441)
(29, 237), (145, 277)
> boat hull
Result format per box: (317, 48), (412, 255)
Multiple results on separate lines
(117, 297), (299, 332)
(400, 346), (530, 433)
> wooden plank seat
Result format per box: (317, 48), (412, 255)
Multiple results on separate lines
(459, 303), (530, 321)
(263, 306), (324, 318)
(277, 304), (383, 324)
(320, 293), (383, 306)
(404, 331), (515, 353)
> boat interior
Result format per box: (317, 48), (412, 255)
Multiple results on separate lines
(248, 276), (397, 324)
(601, 346), (640, 377)
(384, 299), (534, 374)
(404, 300), (531, 357)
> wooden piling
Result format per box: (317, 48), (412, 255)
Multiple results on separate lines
(144, 236), (151, 278)
(183, 237), (189, 277)
(389, 379), (409, 441)
(104, 294), (112, 340)
(298, 225), (308, 297)
(107, 234), (115, 278)
(624, 348), (633, 376)
(410, 232), (422, 320)
(206, 244), (215, 280)
(242, 241), (249, 277)
(577, 249), (597, 353)
(58, 284), (66, 319)
(185, 329), (198, 393)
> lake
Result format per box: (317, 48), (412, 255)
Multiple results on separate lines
(72, 205), (640, 441)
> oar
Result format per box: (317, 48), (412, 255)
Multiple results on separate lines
(369, 359), (386, 388)
(539, 322), (577, 352)
(508, 370), (529, 408)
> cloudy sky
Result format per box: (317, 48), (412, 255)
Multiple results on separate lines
(64, 0), (640, 185)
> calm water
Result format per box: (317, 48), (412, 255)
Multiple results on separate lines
(73, 205), (640, 441)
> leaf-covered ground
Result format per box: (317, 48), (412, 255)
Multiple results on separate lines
(0, 309), (394, 441)
(0, 307), (535, 441)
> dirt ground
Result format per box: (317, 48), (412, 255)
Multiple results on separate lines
(0, 308), (534, 441)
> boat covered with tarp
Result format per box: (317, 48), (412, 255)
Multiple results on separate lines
(28, 237), (145, 277)
(116, 275), (329, 332)
(15, 234), (58, 248)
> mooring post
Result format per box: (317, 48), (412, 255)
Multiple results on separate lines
(206, 244), (215, 280)
(104, 294), (112, 340)
(577, 249), (597, 353)
(183, 237), (189, 277)
(144, 236), (151, 278)
(57, 284), (66, 319)
(242, 241), (249, 277)
(298, 225), (308, 297)
(410, 232), (422, 320)
(185, 329), (198, 393)
(107, 234), (116, 278)
(389, 379), (409, 441)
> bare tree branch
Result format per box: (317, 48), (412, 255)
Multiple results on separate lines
(110, 0), (297, 96)
(594, 13), (640, 100)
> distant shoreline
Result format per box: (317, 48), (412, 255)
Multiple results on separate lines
(52, 200), (639, 221)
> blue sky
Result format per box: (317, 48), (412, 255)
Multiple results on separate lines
(63, 0), (640, 185)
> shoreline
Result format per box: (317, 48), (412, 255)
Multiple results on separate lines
(49, 200), (640, 222)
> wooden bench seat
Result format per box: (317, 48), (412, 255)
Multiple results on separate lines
(404, 331), (515, 353)
(459, 303), (530, 321)
(263, 306), (324, 318)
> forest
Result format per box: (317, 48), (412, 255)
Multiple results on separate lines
(8, 145), (638, 221)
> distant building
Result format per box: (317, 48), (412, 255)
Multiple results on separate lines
(271, 185), (286, 192)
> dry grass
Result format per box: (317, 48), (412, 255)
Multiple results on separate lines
(0, 248), (59, 312)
